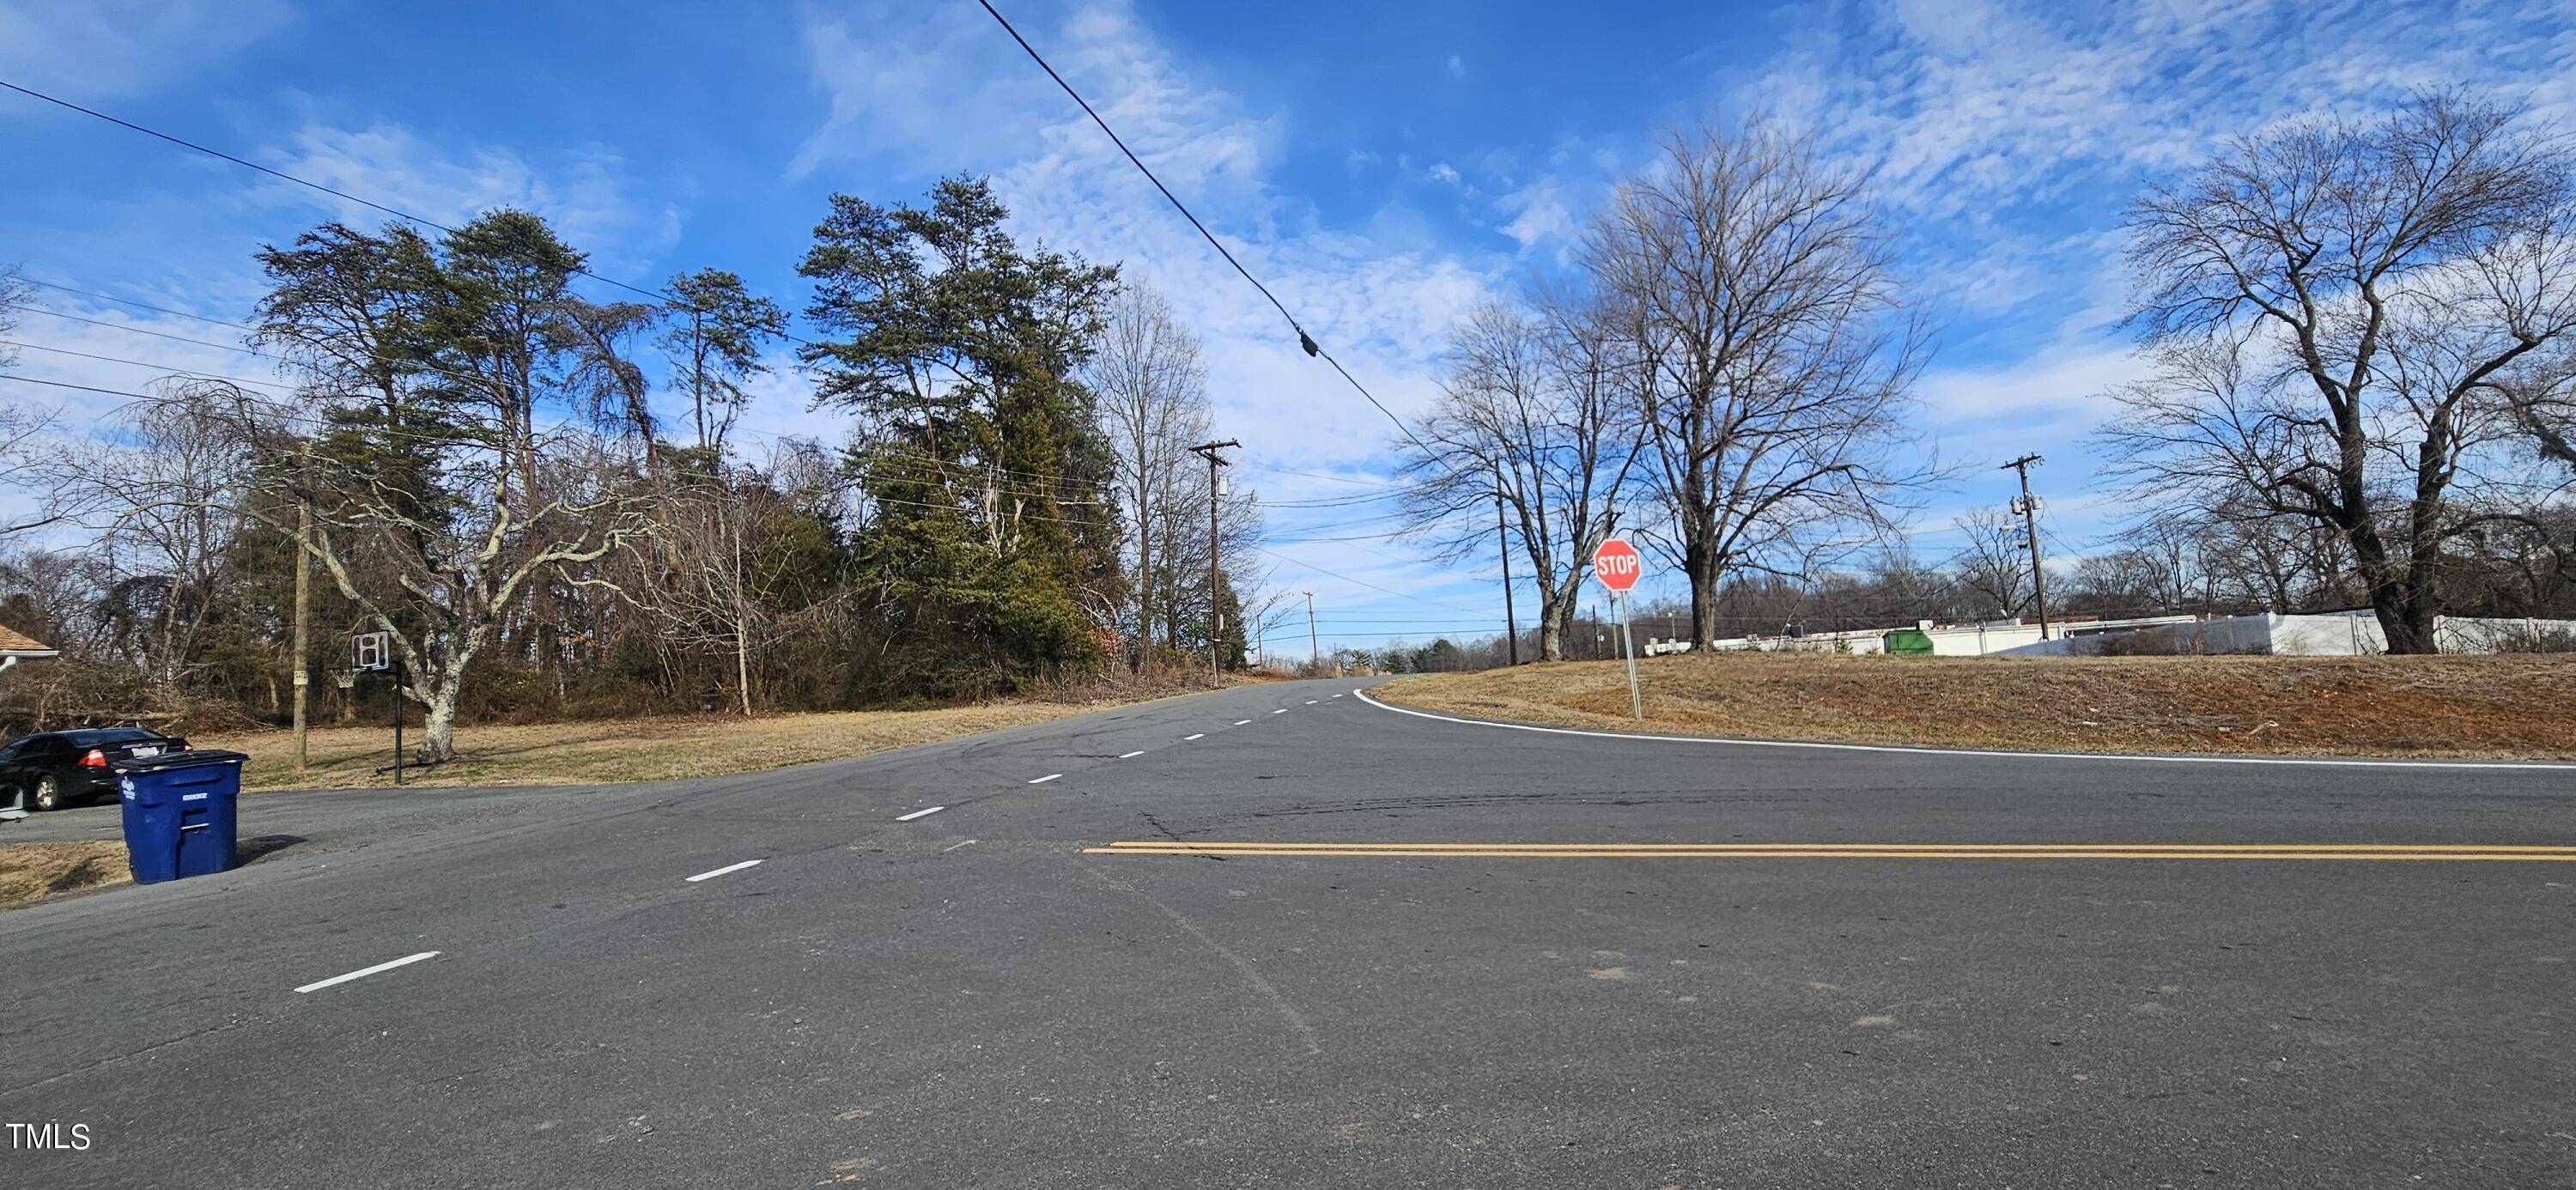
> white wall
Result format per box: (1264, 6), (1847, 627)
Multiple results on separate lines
(1657, 610), (2576, 659)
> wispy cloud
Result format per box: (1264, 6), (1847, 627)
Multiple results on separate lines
(783, 0), (1508, 573)
(0, 0), (292, 100)
(255, 122), (684, 277)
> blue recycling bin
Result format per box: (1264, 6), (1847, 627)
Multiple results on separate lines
(114, 750), (248, 883)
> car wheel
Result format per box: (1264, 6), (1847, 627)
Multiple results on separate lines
(32, 774), (62, 812)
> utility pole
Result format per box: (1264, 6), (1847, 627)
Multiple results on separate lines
(290, 444), (313, 774)
(2002, 453), (2050, 637)
(1303, 590), (1320, 675)
(1493, 461), (1518, 665)
(1188, 439), (1238, 677)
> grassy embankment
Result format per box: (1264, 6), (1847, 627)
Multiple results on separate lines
(0, 841), (130, 908)
(1377, 652), (2576, 760)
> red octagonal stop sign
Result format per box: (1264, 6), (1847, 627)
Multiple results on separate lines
(1592, 537), (1643, 592)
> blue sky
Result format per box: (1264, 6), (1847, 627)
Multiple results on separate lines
(4, 0), (2573, 653)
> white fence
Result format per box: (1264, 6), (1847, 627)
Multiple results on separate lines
(2001, 610), (2576, 656)
(1646, 609), (2576, 659)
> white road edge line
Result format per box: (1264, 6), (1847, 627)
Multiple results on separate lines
(295, 951), (439, 994)
(1119, 750), (1145, 759)
(896, 805), (945, 822)
(1183, 733), (1205, 741)
(685, 859), (764, 882)
(1351, 688), (2576, 770)
(1030, 774), (1062, 784)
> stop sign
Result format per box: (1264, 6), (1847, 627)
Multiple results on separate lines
(1592, 538), (1643, 593)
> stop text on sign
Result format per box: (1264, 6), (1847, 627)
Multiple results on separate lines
(1592, 538), (1643, 592)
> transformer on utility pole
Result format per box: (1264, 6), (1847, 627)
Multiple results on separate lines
(2002, 453), (2050, 637)
(1298, 591), (1320, 677)
(1494, 461), (1518, 665)
(1188, 439), (1240, 677)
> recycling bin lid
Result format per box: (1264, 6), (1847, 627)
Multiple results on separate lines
(110, 748), (250, 774)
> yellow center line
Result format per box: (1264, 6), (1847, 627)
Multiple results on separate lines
(1084, 841), (2576, 862)
(1094, 841), (2576, 852)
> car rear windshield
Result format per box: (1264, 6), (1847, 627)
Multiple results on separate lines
(63, 727), (163, 745)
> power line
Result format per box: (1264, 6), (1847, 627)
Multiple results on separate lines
(1, 369), (1132, 522)
(0, 78), (690, 312)
(1, 374), (163, 402)
(3, 301), (276, 359)
(1252, 544), (1491, 616)
(18, 278), (1223, 501)
(1251, 489), (1406, 510)
(967, 0), (1440, 460)
(1236, 456), (1402, 489)
(4, 292), (1120, 498)
(0, 339), (297, 396)
(20, 277), (253, 331)
(968, 1), (1297, 333)
(11, 62), (1461, 525)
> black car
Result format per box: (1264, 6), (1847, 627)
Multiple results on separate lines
(0, 727), (192, 811)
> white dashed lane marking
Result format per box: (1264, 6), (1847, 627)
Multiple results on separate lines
(1029, 774), (1062, 785)
(685, 859), (764, 883)
(295, 951), (440, 994)
(1234, 719), (1252, 726)
(1119, 750), (1145, 759)
(896, 805), (945, 822)
(1183, 733), (1205, 741)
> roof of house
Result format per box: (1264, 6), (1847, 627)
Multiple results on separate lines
(0, 622), (58, 656)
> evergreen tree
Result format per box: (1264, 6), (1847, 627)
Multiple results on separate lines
(798, 177), (1121, 697)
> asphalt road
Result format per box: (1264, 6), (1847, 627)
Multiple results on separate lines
(3, 677), (2573, 1187)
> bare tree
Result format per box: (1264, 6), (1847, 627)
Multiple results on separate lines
(1085, 284), (1209, 672)
(244, 213), (658, 759)
(625, 464), (771, 717)
(2108, 92), (2576, 652)
(0, 263), (24, 375)
(1396, 293), (1643, 660)
(1150, 458), (1263, 661)
(67, 386), (257, 689)
(266, 405), (647, 761)
(1589, 116), (1936, 647)
(1948, 507), (2033, 619)
(0, 264), (76, 544)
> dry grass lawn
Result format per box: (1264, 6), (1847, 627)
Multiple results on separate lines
(1379, 652), (2576, 760)
(200, 683), (1240, 792)
(0, 841), (131, 909)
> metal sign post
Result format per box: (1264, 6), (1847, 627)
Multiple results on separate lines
(352, 631), (398, 785)
(1619, 593), (1642, 720)
(1592, 539), (1645, 720)
(391, 680), (404, 786)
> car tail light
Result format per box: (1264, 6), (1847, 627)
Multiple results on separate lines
(80, 748), (108, 768)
